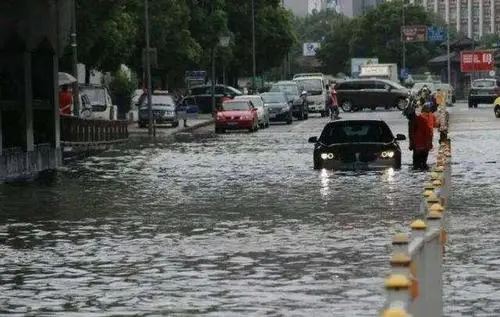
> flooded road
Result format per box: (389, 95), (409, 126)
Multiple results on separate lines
(0, 104), (497, 316)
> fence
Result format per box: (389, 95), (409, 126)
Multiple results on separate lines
(60, 116), (129, 145)
(380, 106), (452, 317)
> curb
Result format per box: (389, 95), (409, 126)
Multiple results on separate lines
(175, 119), (215, 134)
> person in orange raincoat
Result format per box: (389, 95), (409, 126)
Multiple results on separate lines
(409, 103), (437, 170)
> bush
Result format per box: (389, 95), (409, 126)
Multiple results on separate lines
(109, 68), (138, 116)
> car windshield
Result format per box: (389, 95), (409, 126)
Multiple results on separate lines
(389, 81), (407, 90)
(472, 80), (495, 88)
(81, 88), (106, 104)
(223, 101), (250, 111)
(261, 93), (287, 103)
(294, 78), (322, 92)
(140, 95), (175, 108)
(270, 84), (298, 96)
(234, 96), (262, 107)
(320, 121), (394, 144)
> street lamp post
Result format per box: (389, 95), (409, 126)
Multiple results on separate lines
(446, 22), (451, 85)
(251, 0), (257, 91)
(211, 36), (231, 117)
(402, 3), (407, 73)
(144, 0), (153, 136)
(71, 0), (80, 116)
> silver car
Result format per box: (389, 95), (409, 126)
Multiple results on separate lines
(233, 95), (270, 128)
(137, 93), (179, 128)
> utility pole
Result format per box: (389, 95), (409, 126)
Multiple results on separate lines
(71, 0), (80, 116)
(446, 22), (451, 85)
(402, 3), (406, 72)
(144, 0), (153, 136)
(251, 0), (257, 91)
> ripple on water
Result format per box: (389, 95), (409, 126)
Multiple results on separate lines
(0, 113), (497, 316)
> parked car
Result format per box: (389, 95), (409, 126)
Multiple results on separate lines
(137, 91), (179, 128)
(233, 95), (270, 128)
(434, 83), (455, 106)
(494, 96), (500, 118)
(215, 99), (259, 133)
(334, 79), (409, 112)
(188, 84), (243, 114)
(468, 78), (500, 108)
(308, 119), (406, 170)
(80, 85), (118, 120)
(260, 92), (293, 124)
(269, 81), (308, 120)
(293, 75), (327, 115)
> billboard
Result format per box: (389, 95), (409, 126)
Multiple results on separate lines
(401, 25), (427, 42)
(351, 58), (379, 77)
(303, 42), (320, 56)
(460, 51), (495, 72)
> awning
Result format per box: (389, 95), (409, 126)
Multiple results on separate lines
(428, 52), (460, 64)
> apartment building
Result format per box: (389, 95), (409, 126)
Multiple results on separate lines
(284, 0), (386, 17)
(411, 0), (500, 39)
(283, 0), (325, 16)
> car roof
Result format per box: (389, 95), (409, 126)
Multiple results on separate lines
(235, 95), (261, 99)
(274, 81), (297, 85)
(325, 119), (387, 126)
(225, 99), (250, 103)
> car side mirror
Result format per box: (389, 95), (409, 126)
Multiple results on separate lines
(308, 136), (318, 143)
(396, 134), (406, 141)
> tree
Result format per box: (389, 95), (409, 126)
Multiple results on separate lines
(75, 0), (139, 75)
(226, 0), (296, 83)
(315, 0), (445, 75)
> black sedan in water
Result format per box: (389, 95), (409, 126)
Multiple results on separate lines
(308, 120), (406, 170)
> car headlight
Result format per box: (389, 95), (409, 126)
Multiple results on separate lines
(320, 153), (334, 160)
(241, 115), (252, 120)
(381, 151), (395, 158)
(216, 115), (225, 121)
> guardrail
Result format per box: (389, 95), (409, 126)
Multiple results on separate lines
(380, 106), (451, 317)
(60, 116), (129, 145)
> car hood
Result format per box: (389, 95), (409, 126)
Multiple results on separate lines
(317, 142), (397, 153)
(139, 105), (175, 111)
(265, 103), (288, 108)
(219, 110), (251, 116)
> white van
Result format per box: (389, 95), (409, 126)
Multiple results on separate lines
(293, 75), (327, 115)
(80, 86), (118, 120)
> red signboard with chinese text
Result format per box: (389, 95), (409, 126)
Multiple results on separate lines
(460, 50), (495, 72)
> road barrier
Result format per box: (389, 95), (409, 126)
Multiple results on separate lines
(380, 106), (451, 317)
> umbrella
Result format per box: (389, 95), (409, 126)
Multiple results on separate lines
(58, 72), (77, 86)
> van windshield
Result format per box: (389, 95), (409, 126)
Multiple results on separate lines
(295, 78), (323, 93)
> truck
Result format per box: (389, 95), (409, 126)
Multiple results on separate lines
(359, 63), (399, 82)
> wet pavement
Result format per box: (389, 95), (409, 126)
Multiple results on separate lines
(0, 103), (498, 316)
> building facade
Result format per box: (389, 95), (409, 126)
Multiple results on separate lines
(411, 0), (500, 39)
(284, 0), (386, 17)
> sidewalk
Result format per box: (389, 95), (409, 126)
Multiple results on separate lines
(128, 114), (214, 137)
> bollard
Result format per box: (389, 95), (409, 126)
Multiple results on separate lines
(410, 219), (426, 240)
(390, 253), (411, 276)
(425, 195), (440, 212)
(380, 307), (409, 317)
(392, 233), (409, 256)
(384, 274), (411, 310)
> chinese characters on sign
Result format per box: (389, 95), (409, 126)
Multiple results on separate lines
(460, 51), (495, 72)
(401, 25), (427, 42)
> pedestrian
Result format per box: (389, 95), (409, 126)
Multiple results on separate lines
(328, 85), (339, 120)
(409, 103), (435, 170)
(176, 96), (189, 128)
(59, 85), (73, 116)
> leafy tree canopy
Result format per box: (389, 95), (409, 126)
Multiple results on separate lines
(67, 0), (296, 88)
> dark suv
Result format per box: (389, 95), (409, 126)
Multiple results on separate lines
(468, 79), (500, 108)
(269, 81), (309, 120)
(334, 79), (409, 112)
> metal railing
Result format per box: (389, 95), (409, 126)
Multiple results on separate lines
(60, 116), (129, 145)
(380, 106), (452, 317)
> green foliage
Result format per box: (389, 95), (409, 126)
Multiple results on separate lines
(480, 33), (500, 48)
(69, 0), (295, 87)
(293, 0), (446, 75)
(109, 68), (138, 113)
(76, 0), (138, 71)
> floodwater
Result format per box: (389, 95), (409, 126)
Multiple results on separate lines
(0, 104), (497, 316)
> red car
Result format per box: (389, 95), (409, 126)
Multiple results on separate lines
(215, 100), (259, 133)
